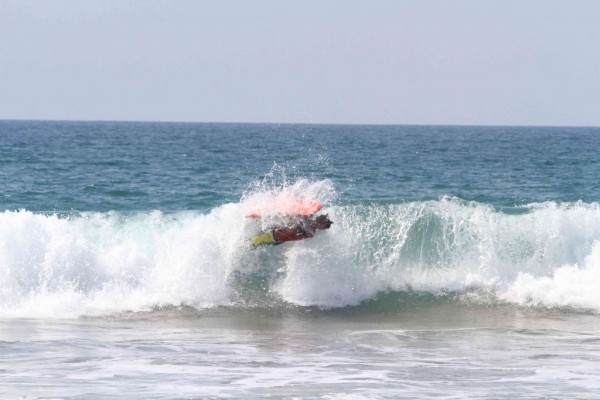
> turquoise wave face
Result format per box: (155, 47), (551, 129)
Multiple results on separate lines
(1, 121), (600, 212)
(2, 196), (600, 318)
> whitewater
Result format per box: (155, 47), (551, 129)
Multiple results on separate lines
(3, 195), (600, 319)
(2, 121), (600, 399)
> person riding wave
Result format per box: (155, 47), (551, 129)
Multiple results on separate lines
(252, 214), (333, 247)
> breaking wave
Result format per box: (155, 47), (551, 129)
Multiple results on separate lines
(2, 179), (600, 318)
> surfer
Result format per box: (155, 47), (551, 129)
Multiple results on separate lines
(251, 214), (333, 247)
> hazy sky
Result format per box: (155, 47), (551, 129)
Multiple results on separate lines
(1, 0), (599, 126)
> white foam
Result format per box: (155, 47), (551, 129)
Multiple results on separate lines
(3, 195), (600, 318)
(501, 240), (600, 309)
(274, 199), (600, 310)
(0, 207), (246, 318)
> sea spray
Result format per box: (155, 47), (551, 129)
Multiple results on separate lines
(241, 173), (337, 229)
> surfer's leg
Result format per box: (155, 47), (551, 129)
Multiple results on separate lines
(252, 230), (277, 247)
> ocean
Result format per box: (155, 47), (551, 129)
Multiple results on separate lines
(1, 120), (600, 398)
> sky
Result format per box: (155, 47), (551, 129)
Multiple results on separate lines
(1, 0), (599, 126)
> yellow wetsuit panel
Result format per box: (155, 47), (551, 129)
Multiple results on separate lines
(252, 230), (277, 247)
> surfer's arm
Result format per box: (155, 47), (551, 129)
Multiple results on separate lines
(297, 224), (316, 238)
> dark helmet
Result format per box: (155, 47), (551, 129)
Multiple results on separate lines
(314, 214), (333, 229)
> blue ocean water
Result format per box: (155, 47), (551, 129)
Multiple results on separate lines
(2, 121), (599, 212)
(2, 120), (600, 399)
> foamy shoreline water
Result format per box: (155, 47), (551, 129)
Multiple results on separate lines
(2, 305), (600, 399)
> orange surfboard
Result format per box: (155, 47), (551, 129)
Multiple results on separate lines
(246, 198), (323, 219)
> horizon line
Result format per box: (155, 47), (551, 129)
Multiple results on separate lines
(1, 117), (599, 130)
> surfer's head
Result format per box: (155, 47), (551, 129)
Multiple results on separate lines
(313, 214), (333, 230)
